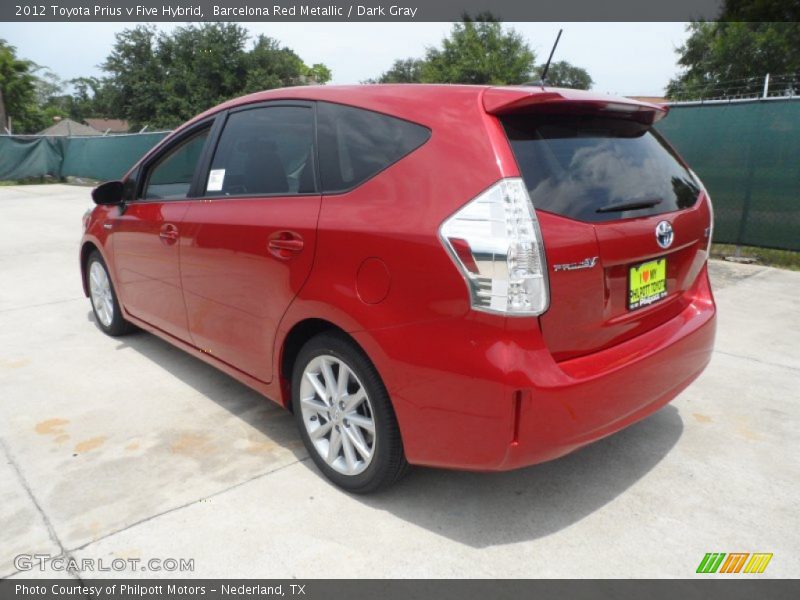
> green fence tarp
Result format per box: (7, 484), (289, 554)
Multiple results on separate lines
(0, 132), (168, 182)
(657, 99), (800, 251)
(1, 100), (798, 250)
(0, 136), (67, 180)
(60, 132), (169, 181)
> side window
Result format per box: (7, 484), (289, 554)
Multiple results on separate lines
(204, 106), (315, 196)
(317, 102), (431, 193)
(143, 128), (210, 200)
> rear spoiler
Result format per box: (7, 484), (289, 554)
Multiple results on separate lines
(482, 87), (668, 125)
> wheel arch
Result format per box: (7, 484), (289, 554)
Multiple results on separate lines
(79, 241), (102, 297)
(278, 318), (371, 411)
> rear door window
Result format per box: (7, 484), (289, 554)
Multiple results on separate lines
(205, 105), (316, 196)
(501, 115), (700, 222)
(317, 102), (430, 193)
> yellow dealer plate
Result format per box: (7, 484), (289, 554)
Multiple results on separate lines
(629, 258), (667, 310)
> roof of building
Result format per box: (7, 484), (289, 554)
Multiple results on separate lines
(84, 118), (130, 133)
(38, 118), (103, 136)
(626, 96), (668, 105)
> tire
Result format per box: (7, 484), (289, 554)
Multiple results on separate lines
(292, 332), (409, 493)
(86, 250), (133, 337)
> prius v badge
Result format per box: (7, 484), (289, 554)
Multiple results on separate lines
(553, 257), (599, 272)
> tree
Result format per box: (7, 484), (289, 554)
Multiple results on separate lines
(666, 2), (800, 100)
(305, 63), (332, 85)
(421, 14), (536, 84)
(538, 61), (593, 90)
(66, 77), (103, 122)
(243, 34), (316, 92)
(0, 40), (39, 132)
(369, 16), (593, 89)
(99, 25), (164, 128)
(371, 58), (425, 83)
(96, 24), (332, 129)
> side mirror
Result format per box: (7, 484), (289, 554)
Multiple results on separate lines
(92, 180), (124, 205)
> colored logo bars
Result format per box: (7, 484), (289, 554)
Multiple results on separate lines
(697, 553), (773, 574)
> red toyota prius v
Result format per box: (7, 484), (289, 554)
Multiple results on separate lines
(81, 85), (716, 492)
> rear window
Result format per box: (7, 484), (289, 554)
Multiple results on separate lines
(501, 115), (700, 222)
(317, 102), (430, 193)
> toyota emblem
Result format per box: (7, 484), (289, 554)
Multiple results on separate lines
(655, 221), (674, 249)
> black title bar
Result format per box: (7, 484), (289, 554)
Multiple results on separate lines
(2, 579), (799, 600)
(3, 0), (726, 22)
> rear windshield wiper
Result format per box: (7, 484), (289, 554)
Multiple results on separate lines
(596, 198), (663, 213)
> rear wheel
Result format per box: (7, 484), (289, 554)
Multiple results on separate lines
(86, 251), (132, 337)
(292, 332), (408, 493)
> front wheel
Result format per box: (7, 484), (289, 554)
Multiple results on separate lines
(86, 251), (132, 337)
(292, 332), (408, 493)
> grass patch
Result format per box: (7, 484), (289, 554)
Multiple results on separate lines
(712, 243), (800, 271)
(0, 176), (63, 186)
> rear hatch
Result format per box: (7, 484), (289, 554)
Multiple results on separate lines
(488, 88), (712, 361)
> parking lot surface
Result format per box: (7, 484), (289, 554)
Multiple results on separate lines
(1, 184), (798, 578)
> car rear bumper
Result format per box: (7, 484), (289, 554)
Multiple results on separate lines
(355, 265), (716, 471)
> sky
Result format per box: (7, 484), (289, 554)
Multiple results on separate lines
(0, 22), (689, 96)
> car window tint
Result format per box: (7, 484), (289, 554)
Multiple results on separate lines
(143, 128), (209, 200)
(205, 106), (315, 196)
(502, 114), (700, 222)
(317, 102), (430, 193)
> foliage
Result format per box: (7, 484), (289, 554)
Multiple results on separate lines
(0, 40), (41, 133)
(370, 16), (593, 89)
(3, 25), (332, 133)
(666, 2), (800, 100)
(421, 15), (535, 85)
(538, 61), (593, 89)
(369, 58), (425, 84)
(96, 24), (331, 129)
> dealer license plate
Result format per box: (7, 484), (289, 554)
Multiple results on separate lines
(629, 258), (667, 310)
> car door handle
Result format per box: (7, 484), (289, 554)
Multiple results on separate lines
(268, 231), (304, 259)
(159, 223), (179, 245)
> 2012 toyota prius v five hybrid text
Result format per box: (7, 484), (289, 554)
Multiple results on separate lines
(81, 85), (716, 492)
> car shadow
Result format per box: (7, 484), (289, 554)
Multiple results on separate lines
(356, 404), (684, 547)
(92, 312), (684, 547)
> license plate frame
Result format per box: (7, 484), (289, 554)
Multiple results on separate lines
(628, 258), (668, 310)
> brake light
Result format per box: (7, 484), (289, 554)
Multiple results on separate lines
(439, 178), (549, 316)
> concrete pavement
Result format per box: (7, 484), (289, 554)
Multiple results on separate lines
(1, 184), (798, 578)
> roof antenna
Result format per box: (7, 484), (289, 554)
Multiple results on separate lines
(538, 28), (563, 87)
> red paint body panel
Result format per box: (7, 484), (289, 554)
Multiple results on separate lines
(482, 86), (668, 125)
(179, 196), (321, 382)
(110, 201), (192, 341)
(80, 84), (716, 473)
(351, 265), (715, 469)
(539, 193), (712, 361)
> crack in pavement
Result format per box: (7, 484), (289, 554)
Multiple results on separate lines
(0, 437), (84, 582)
(68, 456), (310, 554)
(713, 349), (800, 374)
(0, 297), (84, 314)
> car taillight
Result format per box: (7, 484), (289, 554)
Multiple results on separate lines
(439, 178), (549, 316)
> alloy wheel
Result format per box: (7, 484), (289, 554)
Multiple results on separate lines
(299, 355), (376, 476)
(89, 261), (114, 327)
